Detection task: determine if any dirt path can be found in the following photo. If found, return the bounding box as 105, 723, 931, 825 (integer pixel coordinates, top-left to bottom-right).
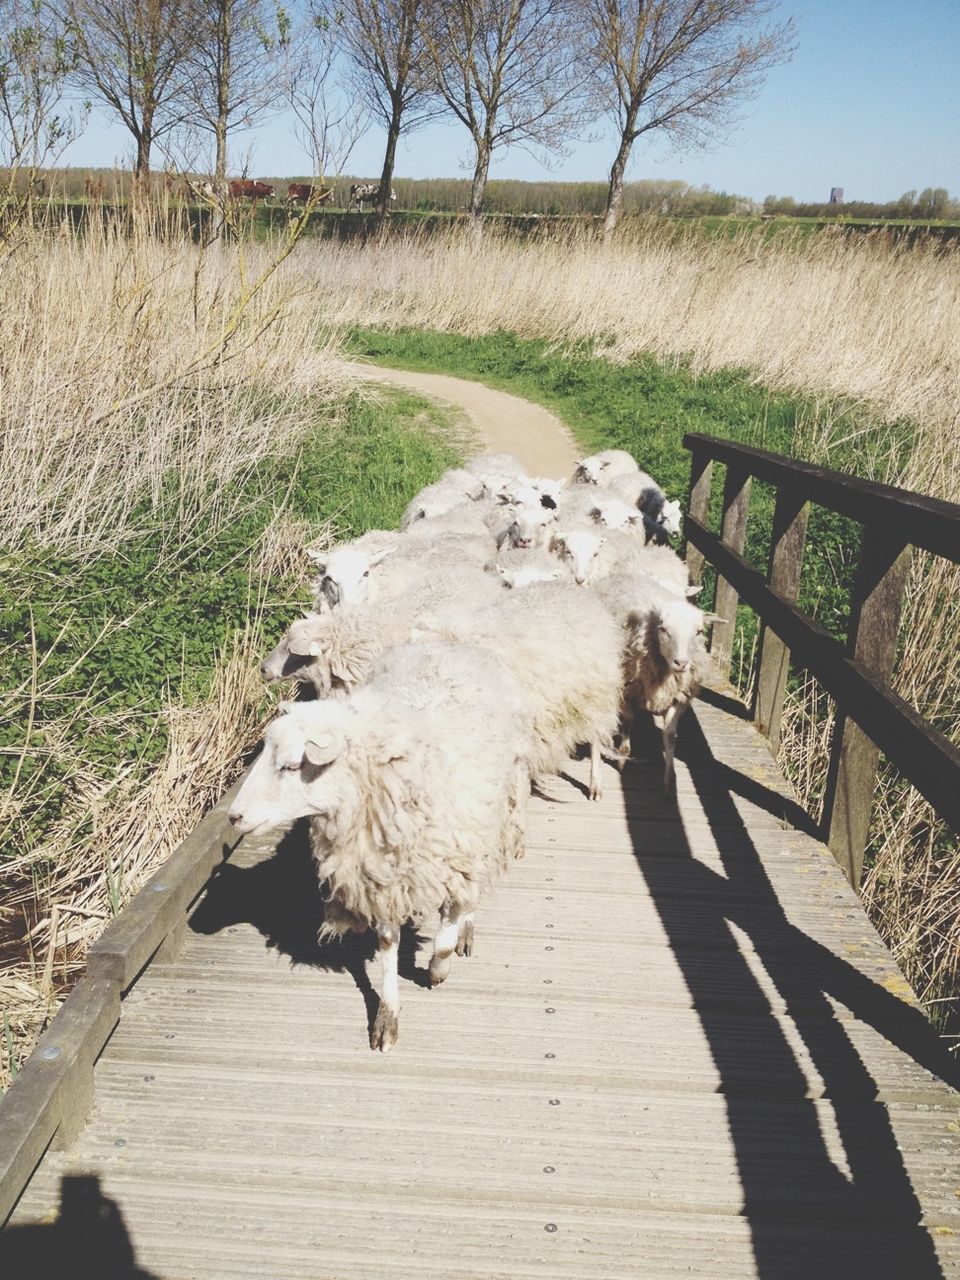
350, 362, 580, 480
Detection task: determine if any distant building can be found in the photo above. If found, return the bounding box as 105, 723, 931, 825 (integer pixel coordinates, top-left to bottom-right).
829, 187, 844, 205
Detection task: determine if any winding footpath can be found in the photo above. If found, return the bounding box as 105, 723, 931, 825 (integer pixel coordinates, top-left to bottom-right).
350, 361, 581, 479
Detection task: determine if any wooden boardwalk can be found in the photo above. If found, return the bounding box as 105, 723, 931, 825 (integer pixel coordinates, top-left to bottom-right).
7, 685, 960, 1279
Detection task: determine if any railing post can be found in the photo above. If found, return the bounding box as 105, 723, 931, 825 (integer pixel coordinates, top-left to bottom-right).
753, 486, 809, 752
822, 529, 911, 888
711, 465, 753, 677
684, 447, 712, 587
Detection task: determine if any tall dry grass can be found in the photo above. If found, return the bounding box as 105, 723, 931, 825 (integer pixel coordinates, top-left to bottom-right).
303, 221, 960, 1033
304, 224, 960, 452
1, 224, 354, 1084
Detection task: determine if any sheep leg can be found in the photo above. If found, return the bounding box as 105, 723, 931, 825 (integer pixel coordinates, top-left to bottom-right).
456, 913, 475, 958
370, 923, 400, 1053
588, 740, 604, 801
617, 702, 635, 771
429, 906, 464, 986
662, 702, 687, 800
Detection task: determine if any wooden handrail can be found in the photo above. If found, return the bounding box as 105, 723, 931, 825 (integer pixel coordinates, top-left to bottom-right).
682, 433, 960, 887
683, 432, 960, 562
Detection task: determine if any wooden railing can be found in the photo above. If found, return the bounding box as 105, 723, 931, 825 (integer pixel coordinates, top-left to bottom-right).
683, 432, 960, 888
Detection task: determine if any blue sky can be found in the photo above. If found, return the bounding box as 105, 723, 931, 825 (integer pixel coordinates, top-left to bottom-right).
62, 0, 959, 203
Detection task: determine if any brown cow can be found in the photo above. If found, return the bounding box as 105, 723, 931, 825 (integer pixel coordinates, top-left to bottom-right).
229, 179, 275, 200
287, 182, 334, 206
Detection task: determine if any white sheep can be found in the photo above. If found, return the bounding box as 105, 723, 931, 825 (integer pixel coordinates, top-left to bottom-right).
593, 572, 717, 797
592, 531, 693, 598
605, 472, 683, 542
264, 567, 505, 695
556, 485, 642, 532
310, 528, 495, 613
494, 499, 558, 550
231, 640, 534, 1052
549, 527, 606, 586
571, 449, 640, 487
308, 541, 397, 609
417, 579, 624, 801
400, 468, 488, 528
487, 547, 566, 589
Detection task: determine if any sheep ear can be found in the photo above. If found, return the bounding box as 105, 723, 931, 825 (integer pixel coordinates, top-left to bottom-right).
686, 585, 703, 598
305, 548, 327, 567
702, 612, 723, 624
303, 730, 343, 767
277, 701, 297, 716
369, 546, 396, 567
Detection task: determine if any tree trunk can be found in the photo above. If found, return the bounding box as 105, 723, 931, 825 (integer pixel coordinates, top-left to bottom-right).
215, 2, 232, 185
132, 112, 154, 221
376, 100, 402, 233
602, 131, 633, 238
469, 137, 492, 232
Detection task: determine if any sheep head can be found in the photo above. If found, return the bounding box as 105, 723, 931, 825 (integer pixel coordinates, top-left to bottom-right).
649, 599, 713, 675
550, 528, 604, 585
310, 544, 395, 609
228, 701, 353, 834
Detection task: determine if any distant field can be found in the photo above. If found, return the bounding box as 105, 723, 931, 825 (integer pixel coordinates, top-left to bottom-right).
33, 197, 960, 248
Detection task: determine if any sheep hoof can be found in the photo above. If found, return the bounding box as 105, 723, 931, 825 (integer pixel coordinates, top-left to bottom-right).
456, 921, 474, 958
370, 1005, 399, 1052
428, 956, 452, 986
589, 781, 602, 802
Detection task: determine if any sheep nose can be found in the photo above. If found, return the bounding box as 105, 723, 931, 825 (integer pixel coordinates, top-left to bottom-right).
228, 809, 243, 827
673, 659, 689, 672
575, 575, 586, 585
259, 662, 270, 679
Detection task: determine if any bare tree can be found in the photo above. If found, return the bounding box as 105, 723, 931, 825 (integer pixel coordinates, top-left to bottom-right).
65, 0, 195, 184
586, 0, 795, 236
321, 0, 436, 226
0, 0, 84, 235
419, 0, 587, 224
282, 5, 369, 187
180, 0, 288, 186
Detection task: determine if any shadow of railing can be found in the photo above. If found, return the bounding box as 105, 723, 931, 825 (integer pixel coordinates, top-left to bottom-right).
622, 708, 956, 1278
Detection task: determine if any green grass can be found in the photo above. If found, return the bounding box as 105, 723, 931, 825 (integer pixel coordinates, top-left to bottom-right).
345, 327, 915, 681
0, 386, 463, 859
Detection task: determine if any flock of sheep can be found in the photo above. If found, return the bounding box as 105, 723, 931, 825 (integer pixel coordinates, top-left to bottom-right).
228, 448, 717, 1051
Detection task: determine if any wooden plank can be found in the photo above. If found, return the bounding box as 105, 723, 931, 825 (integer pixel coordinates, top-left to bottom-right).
711, 465, 752, 676
0, 977, 119, 1226
823, 530, 912, 886
87, 776, 244, 991
682, 432, 960, 563
753, 486, 809, 750
684, 449, 713, 587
